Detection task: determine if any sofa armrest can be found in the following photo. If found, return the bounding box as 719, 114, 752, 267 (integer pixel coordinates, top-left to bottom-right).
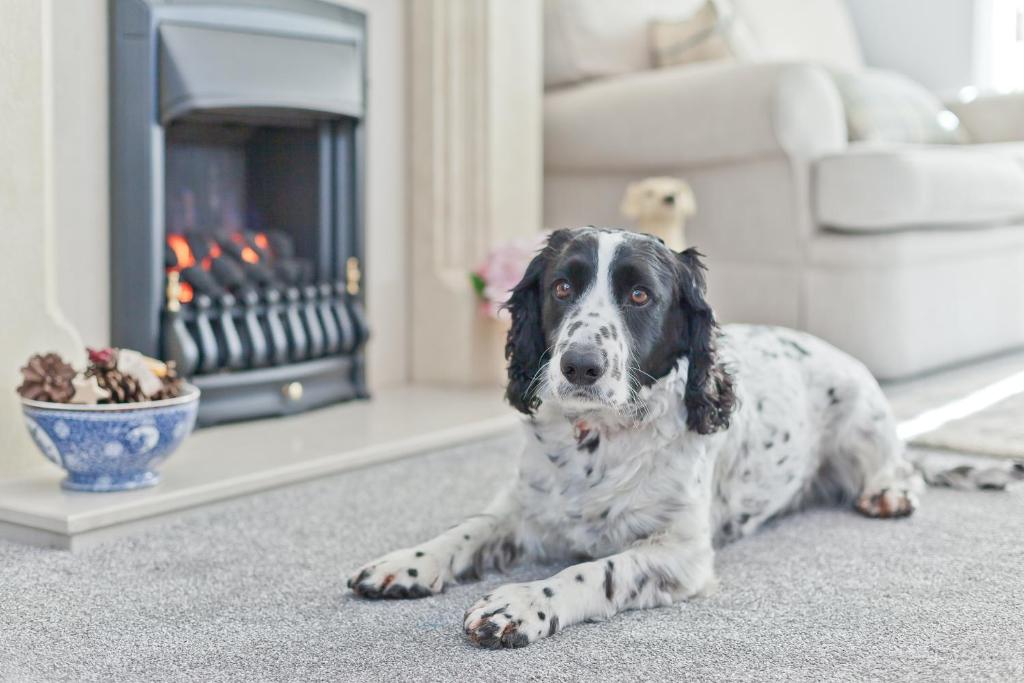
544, 61, 847, 171
947, 92, 1024, 143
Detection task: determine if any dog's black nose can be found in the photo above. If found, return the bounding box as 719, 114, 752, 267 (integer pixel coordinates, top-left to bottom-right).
561, 348, 605, 386
663, 194, 676, 205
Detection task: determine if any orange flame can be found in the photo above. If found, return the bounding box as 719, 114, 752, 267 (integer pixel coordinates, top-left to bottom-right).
167, 234, 195, 269
254, 232, 269, 250
179, 281, 194, 303
200, 241, 223, 271
240, 246, 260, 264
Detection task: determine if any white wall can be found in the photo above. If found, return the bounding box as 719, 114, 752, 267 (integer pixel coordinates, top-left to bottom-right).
47, 0, 408, 388
845, 0, 977, 95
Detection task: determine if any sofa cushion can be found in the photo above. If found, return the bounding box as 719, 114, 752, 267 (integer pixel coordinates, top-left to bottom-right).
543, 0, 707, 88
831, 68, 967, 144
815, 143, 1024, 231
732, 0, 863, 70
650, 1, 760, 69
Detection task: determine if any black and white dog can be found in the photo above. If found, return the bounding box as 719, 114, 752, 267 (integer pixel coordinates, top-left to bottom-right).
346, 227, 929, 647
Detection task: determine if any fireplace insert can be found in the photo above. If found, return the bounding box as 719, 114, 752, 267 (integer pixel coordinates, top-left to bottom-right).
110, 0, 369, 426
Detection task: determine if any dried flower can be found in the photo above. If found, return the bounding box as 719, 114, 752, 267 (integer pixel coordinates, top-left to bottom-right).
87, 347, 115, 365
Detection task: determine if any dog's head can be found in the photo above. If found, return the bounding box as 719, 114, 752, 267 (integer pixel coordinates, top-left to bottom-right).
504, 227, 734, 434
620, 177, 697, 225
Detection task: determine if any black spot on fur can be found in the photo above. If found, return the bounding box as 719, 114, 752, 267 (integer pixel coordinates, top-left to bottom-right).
780, 338, 810, 357
575, 574, 584, 583
548, 615, 559, 636
481, 605, 509, 619
415, 551, 424, 557
566, 321, 583, 337
579, 434, 600, 454
537, 611, 546, 620
408, 568, 418, 577
604, 560, 615, 601
764, 441, 774, 449
738, 513, 751, 525
589, 312, 599, 317
600, 326, 610, 338
828, 387, 840, 405
783, 431, 790, 442
600, 508, 610, 519
543, 587, 554, 598
585, 466, 593, 477
609, 325, 618, 340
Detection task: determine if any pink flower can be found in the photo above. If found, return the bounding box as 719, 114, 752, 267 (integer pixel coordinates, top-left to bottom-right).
472, 232, 549, 320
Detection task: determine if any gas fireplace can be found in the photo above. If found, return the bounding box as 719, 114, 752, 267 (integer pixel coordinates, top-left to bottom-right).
110, 0, 368, 426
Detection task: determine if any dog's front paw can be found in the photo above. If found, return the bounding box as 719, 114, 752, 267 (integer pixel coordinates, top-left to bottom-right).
464, 583, 561, 649
347, 548, 445, 599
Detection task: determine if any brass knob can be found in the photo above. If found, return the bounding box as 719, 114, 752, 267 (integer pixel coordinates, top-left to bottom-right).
166, 271, 182, 313
346, 257, 361, 296
283, 381, 304, 402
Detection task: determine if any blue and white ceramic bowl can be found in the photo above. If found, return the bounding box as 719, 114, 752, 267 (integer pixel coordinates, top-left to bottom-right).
20, 385, 200, 492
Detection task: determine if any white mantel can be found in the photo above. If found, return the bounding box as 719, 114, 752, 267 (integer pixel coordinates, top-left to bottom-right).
0, 0, 83, 478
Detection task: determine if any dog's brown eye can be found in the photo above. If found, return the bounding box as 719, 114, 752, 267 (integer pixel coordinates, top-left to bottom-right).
553, 280, 572, 300
630, 287, 650, 305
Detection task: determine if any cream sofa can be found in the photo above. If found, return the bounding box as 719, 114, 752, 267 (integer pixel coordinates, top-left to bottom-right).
543, 0, 1024, 380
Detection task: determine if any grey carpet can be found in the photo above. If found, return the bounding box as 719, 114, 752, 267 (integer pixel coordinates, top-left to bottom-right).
2, 434, 1023, 683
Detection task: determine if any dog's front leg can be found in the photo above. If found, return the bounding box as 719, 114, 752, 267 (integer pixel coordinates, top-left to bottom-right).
347, 492, 522, 599
463, 532, 715, 648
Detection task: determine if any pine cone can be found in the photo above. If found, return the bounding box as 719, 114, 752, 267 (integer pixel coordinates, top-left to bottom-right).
150, 361, 184, 401
17, 353, 77, 403
86, 350, 146, 404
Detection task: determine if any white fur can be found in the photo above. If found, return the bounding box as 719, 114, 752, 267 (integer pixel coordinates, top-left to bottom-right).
348, 324, 921, 648
545, 232, 633, 409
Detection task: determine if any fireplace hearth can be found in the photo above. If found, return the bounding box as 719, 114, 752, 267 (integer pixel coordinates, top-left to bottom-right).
110, 0, 368, 426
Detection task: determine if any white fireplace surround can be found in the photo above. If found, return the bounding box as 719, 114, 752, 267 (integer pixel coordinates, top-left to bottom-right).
0, 0, 542, 491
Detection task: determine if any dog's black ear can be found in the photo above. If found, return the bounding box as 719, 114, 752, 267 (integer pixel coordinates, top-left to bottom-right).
677, 249, 735, 434
503, 231, 566, 414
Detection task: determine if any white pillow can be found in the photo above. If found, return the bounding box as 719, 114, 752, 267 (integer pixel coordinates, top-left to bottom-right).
650, 0, 760, 69
731, 0, 864, 70
544, 0, 706, 89
831, 68, 969, 144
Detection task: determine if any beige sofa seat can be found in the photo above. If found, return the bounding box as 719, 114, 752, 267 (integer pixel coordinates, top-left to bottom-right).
815, 143, 1024, 231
